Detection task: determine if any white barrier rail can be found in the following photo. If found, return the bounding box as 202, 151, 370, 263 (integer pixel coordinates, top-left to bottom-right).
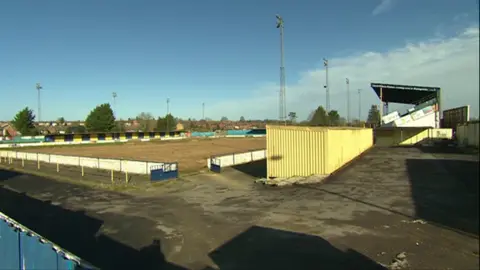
0, 151, 165, 175
207, 149, 266, 169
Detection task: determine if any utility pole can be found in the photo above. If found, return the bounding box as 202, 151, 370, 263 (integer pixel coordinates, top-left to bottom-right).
202, 102, 205, 120
276, 14, 286, 125
112, 92, 117, 118
323, 58, 329, 112
166, 98, 170, 132
36, 83, 42, 122
346, 78, 350, 125
358, 89, 362, 123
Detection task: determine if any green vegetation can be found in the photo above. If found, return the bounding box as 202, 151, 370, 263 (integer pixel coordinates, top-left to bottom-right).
85, 103, 116, 132
11, 107, 38, 135
367, 105, 381, 126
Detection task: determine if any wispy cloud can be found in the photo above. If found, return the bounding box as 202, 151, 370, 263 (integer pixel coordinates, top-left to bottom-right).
209, 25, 480, 121
372, 0, 396, 16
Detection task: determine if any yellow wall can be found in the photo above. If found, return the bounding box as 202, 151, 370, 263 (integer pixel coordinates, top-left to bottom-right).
90, 134, 98, 141
375, 128, 452, 147
73, 135, 82, 142
266, 125, 373, 179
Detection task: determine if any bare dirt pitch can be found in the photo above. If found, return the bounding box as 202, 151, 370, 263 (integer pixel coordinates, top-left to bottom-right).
19, 137, 266, 172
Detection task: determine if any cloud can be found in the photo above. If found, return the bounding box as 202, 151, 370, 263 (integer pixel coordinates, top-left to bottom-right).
209, 25, 479, 121
372, 0, 396, 16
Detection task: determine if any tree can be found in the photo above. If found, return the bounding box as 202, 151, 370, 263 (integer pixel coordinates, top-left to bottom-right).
367, 105, 381, 126
66, 125, 87, 134
165, 113, 176, 131
310, 106, 328, 126
155, 114, 177, 131
240, 116, 245, 122
288, 112, 297, 123
85, 103, 116, 132
220, 116, 228, 121
11, 107, 37, 136
136, 112, 155, 131
328, 110, 341, 126
57, 117, 65, 125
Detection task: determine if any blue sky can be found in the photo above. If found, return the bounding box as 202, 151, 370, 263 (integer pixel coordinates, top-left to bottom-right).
1, 0, 479, 121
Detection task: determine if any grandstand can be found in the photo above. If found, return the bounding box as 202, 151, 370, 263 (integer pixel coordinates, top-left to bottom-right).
370, 83, 441, 128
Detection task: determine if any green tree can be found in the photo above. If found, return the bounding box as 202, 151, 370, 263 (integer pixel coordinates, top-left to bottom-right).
328, 110, 341, 126
57, 117, 65, 125
155, 114, 176, 131
66, 125, 87, 134
12, 107, 37, 135
288, 112, 297, 123
85, 103, 116, 132
165, 113, 176, 131
310, 106, 328, 126
367, 105, 381, 126
240, 116, 245, 122
220, 116, 228, 121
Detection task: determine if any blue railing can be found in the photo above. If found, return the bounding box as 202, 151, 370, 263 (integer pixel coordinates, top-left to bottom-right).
0, 212, 95, 270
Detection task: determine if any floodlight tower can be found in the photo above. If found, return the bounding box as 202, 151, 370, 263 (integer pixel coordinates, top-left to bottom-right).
276, 14, 286, 125
36, 83, 43, 122
346, 78, 350, 124
323, 59, 329, 112
202, 102, 205, 120
112, 92, 117, 118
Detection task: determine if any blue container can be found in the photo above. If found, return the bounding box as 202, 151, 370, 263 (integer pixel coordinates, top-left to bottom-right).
125, 132, 132, 139
148, 132, 155, 138
138, 132, 144, 139
97, 133, 106, 141
81, 134, 90, 141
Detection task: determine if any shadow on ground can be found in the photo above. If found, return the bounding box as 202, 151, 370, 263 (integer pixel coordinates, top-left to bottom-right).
203, 226, 386, 270
406, 158, 479, 236
0, 169, 185, 270
231, 159, 267, 178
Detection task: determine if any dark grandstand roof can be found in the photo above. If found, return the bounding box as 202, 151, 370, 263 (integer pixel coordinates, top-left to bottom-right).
370, 83, 440, 104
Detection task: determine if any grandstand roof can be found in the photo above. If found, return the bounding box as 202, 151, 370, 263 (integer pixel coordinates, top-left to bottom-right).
370, 83, 440, 104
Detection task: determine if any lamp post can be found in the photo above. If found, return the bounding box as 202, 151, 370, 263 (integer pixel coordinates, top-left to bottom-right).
276, 14, 286, 125
346, 78, 350, 124
36, 83, 43, 122
112, 92, 117, 118
202, 102, 205, 120
323, 58, 329, 112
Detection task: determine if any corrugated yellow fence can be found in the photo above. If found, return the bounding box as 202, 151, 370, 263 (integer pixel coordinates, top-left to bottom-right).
266, 126, 373, 179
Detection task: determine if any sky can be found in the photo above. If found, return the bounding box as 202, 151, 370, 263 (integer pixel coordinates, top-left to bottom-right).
0, 0, 479, 122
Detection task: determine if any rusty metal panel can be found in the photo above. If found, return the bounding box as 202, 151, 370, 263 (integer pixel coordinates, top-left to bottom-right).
266, 125, 328, 178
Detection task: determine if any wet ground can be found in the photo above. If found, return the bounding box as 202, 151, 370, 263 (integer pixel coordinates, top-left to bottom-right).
0, 146, 478, 270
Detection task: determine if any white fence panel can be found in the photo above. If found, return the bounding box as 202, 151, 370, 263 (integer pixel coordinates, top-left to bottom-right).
121, 160, 148, 174
147, 162, 166, 175
37, 154, 50, 163
233, 152, 252, 164
79, 157, 99, 168
252, 150, 266, 160
25, 152, 38, 161
98, 158, 121, 171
